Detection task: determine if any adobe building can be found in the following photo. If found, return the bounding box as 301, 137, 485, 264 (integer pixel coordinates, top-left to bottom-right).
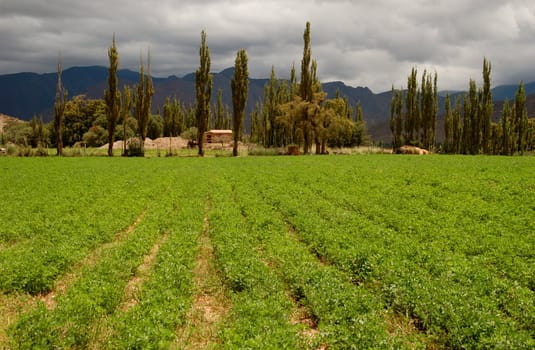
203, 130, 233, 143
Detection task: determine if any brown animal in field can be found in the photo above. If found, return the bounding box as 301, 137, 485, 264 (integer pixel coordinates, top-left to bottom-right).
396, 145, 429, 155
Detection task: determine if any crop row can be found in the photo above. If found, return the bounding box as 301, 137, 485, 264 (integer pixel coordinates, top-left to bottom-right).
225, 167, 400, 349
242, 156, 534, 348
1, 155, 533, 349
0, 159, 151, 294
6, 160, 208, 349
207, 175, 301, 348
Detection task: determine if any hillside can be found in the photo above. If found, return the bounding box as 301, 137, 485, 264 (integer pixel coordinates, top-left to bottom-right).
1, 66, 534, 143
0, 113, 20, 133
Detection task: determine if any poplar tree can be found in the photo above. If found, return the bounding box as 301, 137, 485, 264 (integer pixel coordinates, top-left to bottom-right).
249, 102, 261, 143
444, 93, 452, 153
480, 58, 493, 154
513, 81, 528, 154
163, 97, 183, 137
263, 66, 278, 147
405, 68, 419, 143
54, 55, 67, 156
231, 49, 249, 157
142, 52, 154, 141
105, 35, 121, 156
452, 95, 463, 154
195, 30, 212, 156
300, 21, 314, 154
390, 86, 403, 151
121, 85, 132, 155
38, 116, 47, 147
215, 89, 225, 130
353, 100, 369, 147
464, 79, 479, 154
134, 52, 154, 145
420, 70, 438, 151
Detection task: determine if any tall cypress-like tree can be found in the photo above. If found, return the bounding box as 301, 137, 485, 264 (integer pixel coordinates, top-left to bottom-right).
480, 58, 493, 154
134, 59, 145, 143
390, 68, 437, 151
353, 100, 369, 147
405, 68, 419, 143
390, 86, 403, 151
444, 93, 452, 153
300, 21, 313, 154
134, 52, 154, 145
231, 49, 249, 157
463, 79, 479, 154
452, 95, 462, 154
263, 66, 278, 147
420, 70, 438, 151
54, 54, 67, 156
195, 30, 212, 157
500, 99, 513, 155
105, 35, 121, 156
142, 51, 154, 141
214, 89, 225, 130
121, 85, 132, 155
513, 81, 528, 154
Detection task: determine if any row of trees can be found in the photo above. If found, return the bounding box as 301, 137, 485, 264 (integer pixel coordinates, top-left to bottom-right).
390, 68, 438, 151
443, 78, 532, 155
3, 22, 370, 156
192, 23, 368, 155
390, 58, 534, 154
8, 23, 533, 156
246, 23, 369, 153
51, 37, 155, 156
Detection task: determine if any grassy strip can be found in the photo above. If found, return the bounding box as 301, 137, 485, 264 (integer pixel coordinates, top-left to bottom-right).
0, 158, 146, 294
207, 176, 300, 349
248, 156, 534, 348
7, 203, 165, 348
228, 170, 396, 349
107, 193, 206, 349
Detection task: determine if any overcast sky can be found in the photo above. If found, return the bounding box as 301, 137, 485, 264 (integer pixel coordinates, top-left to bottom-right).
1, 0, 534, 92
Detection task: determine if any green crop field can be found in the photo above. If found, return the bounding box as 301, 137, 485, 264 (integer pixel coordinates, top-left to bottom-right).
0, 155, 533, 349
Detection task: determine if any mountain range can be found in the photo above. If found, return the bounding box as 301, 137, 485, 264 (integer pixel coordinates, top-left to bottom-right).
1, 66, 534, 142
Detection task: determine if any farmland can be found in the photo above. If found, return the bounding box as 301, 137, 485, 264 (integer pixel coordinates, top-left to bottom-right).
0, 155, 534, 349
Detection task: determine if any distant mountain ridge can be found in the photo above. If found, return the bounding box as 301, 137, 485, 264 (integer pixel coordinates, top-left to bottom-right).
1, 66, 534, 142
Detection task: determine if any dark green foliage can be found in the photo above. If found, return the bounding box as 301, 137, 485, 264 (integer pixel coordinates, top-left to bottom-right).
352, 100, 370, 147
513, 81, 529, 154
390, 86, 403, 150
390, 68, 438, 151
231, 49, 249, 156
300, 22, 314, 154
443, 93, 453, 152
54, 56, 68, 156
57, 95, 107, 147
120, 85, 133, 155
480, 58, 493, 154
105, 35, 121, 156
195, 30, 213, 157
163, 97, 183, 137
147, 114, 163, 140
83, 125, 107, 147
134, 52, 154, 145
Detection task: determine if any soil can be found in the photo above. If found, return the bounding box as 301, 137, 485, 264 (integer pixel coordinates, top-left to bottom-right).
99, 136, 246, 152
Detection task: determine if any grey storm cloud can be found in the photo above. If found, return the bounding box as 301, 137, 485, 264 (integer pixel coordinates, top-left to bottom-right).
1, 0, 534, 92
